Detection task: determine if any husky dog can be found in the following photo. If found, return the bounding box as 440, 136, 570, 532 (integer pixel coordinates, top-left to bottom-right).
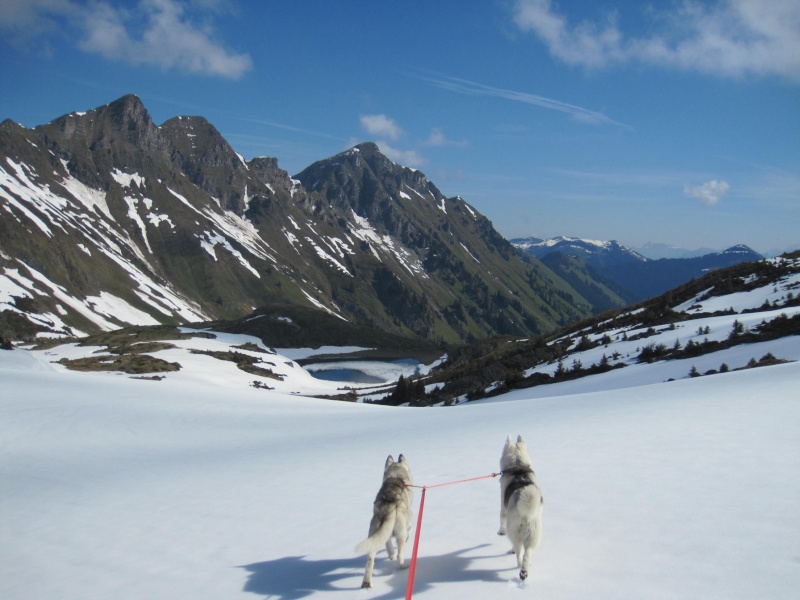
498, 435, 543, 581
355, 454, 414, 589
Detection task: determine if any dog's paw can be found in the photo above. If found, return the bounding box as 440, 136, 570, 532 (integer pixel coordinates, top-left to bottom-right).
361, 580, 372, 589
397, 563, 409, 570
497, 528, 506, 536
519, 569, 528, 581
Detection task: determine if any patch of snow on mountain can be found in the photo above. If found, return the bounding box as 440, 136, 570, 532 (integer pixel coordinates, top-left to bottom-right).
85, 292, 160, 326
58, 170, 113, 219
197, 231, 260, 278
203, 209, 275, 263
166, 186, 275, 264
282, 228, 300, 251
146, 213, 174, 228
460, 242, 480, 263
323, 236, 355, 259
14, 260, 119, 330
123, 196, 154, 253
95, 246, 208, 322
392, 243, 428, 278
306, 238, 352, 276
675, 272, 800, 315
111, 169, 145, 189
348, 211, 426, 277
300, 289, 347, 321
1, 158, 117, 251
348, 212, 383, 261
166, 186, 199, 213
1, 158, 57, 236
0, 268, 34, 303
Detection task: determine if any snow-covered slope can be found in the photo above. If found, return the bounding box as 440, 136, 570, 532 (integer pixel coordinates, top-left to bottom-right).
2, 321, 799, 599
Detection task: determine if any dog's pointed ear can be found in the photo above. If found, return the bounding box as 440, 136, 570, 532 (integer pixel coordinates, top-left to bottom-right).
385, 455, 395, 468
505, 435, 513, 445
398, 454, 406, 463
517, 434, 526, 445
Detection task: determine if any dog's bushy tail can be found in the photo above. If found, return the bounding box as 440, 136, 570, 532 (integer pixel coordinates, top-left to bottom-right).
355, 511, 397, 555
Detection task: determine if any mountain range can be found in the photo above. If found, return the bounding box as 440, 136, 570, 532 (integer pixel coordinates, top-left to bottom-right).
1, 95, 628, 346
511, 236, 763, 302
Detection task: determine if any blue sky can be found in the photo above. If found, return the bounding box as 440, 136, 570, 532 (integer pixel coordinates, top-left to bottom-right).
1, 0, 798, 255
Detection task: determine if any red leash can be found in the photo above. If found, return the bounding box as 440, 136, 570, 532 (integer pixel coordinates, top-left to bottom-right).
406, 472, 502, 490
404, 472, 501, 600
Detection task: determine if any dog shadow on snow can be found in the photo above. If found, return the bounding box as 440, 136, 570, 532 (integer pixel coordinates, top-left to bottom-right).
239, 543, 510, 599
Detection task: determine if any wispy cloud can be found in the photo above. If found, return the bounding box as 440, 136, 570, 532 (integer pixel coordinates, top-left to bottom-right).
247, 118, 342, 141
684, 180, 730, 205
376, 142, 426, 168
512, 0, 800, 82
422, 127, 469, 148
0, 0, 252, 79
423, 74, 627, 127
360, 114, 404, 140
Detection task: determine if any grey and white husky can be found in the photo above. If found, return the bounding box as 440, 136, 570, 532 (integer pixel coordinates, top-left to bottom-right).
355, 454, 414, 589
498, 435, 543, 581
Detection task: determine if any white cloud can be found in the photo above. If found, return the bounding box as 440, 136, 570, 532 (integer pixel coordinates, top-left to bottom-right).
513, 0, 800, 82
0, 0, 252, 79
422, 127, 469, 147
375, 142, 426, 168
425, 128, 446, 146
359, 114, 404, 140
684, 180, 730, 205
0, 0, 75, 44
357, 115, 426, 167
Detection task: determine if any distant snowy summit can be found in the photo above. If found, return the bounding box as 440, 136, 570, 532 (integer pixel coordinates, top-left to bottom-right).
511, 236, 647, 264
512, 236, 764, 301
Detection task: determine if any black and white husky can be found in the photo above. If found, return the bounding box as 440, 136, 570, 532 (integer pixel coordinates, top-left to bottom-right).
498, 435, 543, 581
355, 454, 414, 589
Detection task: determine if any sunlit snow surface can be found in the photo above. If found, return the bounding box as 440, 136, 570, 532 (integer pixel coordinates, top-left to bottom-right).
1, 321, 799, 599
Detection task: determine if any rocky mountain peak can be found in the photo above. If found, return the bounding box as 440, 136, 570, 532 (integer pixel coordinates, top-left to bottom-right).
0, 119, 24, 133
1, 94, 618, 345
159, 115, 250, 213
104, 94, 150, 125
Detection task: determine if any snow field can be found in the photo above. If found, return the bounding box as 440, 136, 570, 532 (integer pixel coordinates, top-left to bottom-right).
2, 339, 799, 599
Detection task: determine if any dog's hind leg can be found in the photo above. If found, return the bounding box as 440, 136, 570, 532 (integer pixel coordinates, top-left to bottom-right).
395, 534, 409, 569
521, 511, 542, 580
361, 552, 376, 589
519, 544, 532, 581
385, 539, 395, 560
513, 541, 524, 571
